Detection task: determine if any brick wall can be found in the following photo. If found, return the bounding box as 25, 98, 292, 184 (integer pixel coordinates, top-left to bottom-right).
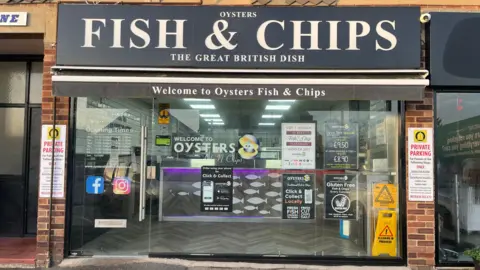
36, 44, 70, 268
405, 89, 435, 269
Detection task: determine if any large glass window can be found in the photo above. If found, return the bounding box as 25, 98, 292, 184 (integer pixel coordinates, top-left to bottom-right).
69, 97, 401, 259
437, 92, 480, 264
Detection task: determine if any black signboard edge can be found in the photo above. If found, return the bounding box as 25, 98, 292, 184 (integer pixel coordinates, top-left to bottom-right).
323, 120, 360, 170
280, 121, 318, 170
323, 173, 359, 221
281, 173, 316, 220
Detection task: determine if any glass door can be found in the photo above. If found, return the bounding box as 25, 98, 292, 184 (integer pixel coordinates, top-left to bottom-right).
70, 97, 155, 256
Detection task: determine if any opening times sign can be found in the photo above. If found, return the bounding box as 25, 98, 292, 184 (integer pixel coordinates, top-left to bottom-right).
324, 122, 359, 170
281, 122, 316, 170
408, 128, 434, 201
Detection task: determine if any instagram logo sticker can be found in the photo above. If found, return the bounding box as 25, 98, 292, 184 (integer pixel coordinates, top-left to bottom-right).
113, 177, 131, 195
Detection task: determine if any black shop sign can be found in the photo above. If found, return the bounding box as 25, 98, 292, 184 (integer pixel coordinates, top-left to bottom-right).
324, 174, 357, 220
324, 122, 359, 170
282, 173, 315, 220
200, 166, 233, 212
56, 5, 421, 69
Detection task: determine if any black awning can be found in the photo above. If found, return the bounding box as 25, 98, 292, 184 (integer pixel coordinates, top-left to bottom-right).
52, 75, 428, 101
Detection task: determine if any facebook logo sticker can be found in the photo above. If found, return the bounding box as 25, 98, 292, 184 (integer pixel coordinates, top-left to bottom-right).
86, 176, 104, 194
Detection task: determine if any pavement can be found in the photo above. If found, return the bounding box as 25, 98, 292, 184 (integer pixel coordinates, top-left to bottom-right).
0, 257, 414, 269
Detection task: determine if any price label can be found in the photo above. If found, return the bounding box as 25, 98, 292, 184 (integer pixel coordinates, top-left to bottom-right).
324, 122, 358, 170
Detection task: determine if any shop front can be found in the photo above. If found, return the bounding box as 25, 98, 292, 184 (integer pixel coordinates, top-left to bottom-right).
430, 12, 480, 267
53, 4, 427, 264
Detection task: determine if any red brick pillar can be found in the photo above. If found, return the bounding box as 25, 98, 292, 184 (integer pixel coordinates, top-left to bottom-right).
406, 88, 435, 270
36, 44, 70, 267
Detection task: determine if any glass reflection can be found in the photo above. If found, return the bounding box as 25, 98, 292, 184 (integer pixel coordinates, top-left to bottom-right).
69, 97, 400, 259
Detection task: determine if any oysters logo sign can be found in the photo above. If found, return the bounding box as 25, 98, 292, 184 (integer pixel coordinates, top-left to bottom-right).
238, 134, 259, 160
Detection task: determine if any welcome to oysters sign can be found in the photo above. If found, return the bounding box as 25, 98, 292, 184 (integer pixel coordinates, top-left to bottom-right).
56, 5, 420, 69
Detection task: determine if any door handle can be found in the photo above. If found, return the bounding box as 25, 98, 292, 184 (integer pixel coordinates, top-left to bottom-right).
139, 125, 147, 222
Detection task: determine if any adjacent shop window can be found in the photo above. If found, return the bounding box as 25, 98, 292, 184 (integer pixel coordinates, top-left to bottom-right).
29, 62, 43, 104
0, 108, 25, 175
70, 97, 401, 258
0, 62, 26, 104
437, 92, 480, 264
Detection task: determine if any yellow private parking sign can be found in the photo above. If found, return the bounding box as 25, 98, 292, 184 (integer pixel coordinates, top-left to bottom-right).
413, 129, 427, 143
47, 127, 61, 140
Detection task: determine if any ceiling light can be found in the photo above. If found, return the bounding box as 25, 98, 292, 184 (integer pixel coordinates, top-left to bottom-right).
200, 114, 220, 118
211, 122, 224, 125
265, 105, 291, 110
204, 119, 223, 122
184, 98, 211, 101
190, 104, 215, 109
268, 100, 296, 102
262, 115, 282, 118
259, 123, 275, 126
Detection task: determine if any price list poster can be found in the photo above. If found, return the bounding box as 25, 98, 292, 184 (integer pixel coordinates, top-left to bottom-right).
324, 122, 359, 170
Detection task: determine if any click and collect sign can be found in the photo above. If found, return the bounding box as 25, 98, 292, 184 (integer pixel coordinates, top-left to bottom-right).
408, 128, 434, 201
56, 5, 420, 69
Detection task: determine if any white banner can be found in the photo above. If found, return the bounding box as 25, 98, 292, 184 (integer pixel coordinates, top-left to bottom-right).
39, 125, 66, 198
281, 123, 316, 170
408, 127, 434, 201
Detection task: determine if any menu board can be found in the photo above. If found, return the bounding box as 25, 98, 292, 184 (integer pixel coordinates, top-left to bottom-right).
324, 122, 358, 170
324, 174, 357, 220
200, 166, 233, 212
281, 123, 316, 169
282, 173, 315, 219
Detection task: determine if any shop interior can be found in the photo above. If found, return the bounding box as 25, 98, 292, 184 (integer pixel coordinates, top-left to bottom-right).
68, 97, 400, 258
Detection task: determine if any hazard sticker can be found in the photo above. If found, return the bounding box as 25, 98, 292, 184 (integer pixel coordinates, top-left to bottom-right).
373, 183, 397, 209
379, 225, 393, 237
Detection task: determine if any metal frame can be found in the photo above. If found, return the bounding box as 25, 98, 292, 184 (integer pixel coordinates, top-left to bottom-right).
51, 66, 429, 77
0, 55, 43, 237
52, 75, 429, 86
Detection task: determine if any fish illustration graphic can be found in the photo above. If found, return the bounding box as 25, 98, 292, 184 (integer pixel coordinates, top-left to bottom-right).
193, 190, 201, 196
177, 192, 189, 196
276, 197, 283, 203
272, 204, 282, 211
233, 182, 242, 187
244, 189, 260, 195
233, 197, 244, 204
265, 191, 280, 197
233, 176, 241, 180
250, 182, 266, 188
233, 210, 244, 214
192, 182, 201, 189
245, 174, 261, 180
244, 205, 258, 211
268, 173, 281, 178
247, 197, 267, 205
271, 182, 282, 188
259, 210, 271, 215
315, 200, 323, 205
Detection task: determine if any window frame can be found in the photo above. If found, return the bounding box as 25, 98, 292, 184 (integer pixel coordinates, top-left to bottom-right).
64, 97, 407, 265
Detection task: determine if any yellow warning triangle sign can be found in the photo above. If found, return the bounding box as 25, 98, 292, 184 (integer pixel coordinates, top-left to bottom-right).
379, 225, 393, 237
375, 185, 394, 204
